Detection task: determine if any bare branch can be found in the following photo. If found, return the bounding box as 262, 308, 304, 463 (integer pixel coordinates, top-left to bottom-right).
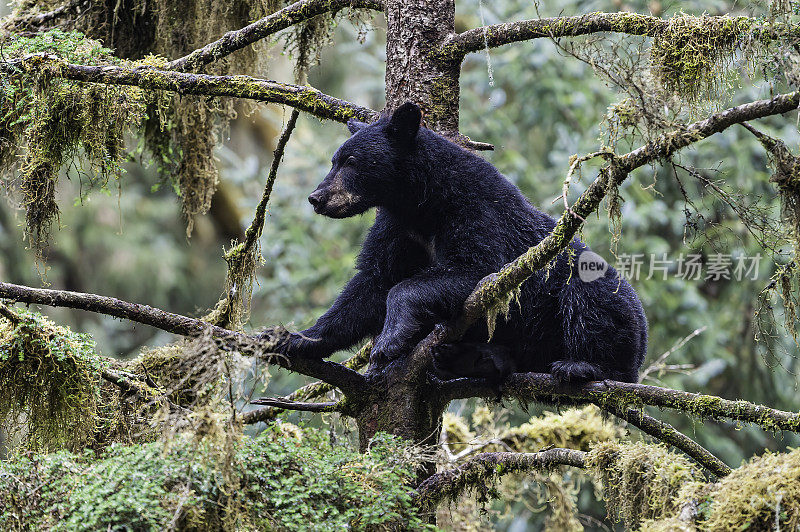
415, 449, 586, 510
407, 89, 800, 377
168, 0, 384, 72
1, 55, 379, 124
247, 397, 341, 414
603, 403, 732, 478
0, 282, 368, 395
439, 12, 800, 61
243, 341, 371, 423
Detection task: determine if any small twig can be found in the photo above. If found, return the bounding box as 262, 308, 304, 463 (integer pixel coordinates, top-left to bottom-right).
640, 326, 705, 382
553, 150, 616, 221
603, 403, 732, 478
243, 109, 300, 253
101, 368, 150, 396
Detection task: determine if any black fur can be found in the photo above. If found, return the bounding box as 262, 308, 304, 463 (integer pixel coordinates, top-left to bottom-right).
274, 102, 647, 384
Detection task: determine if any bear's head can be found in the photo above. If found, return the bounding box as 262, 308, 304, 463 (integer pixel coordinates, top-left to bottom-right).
307, 102, 422, 218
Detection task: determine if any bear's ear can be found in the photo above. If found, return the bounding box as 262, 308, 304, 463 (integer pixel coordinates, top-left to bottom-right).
387, 102, 421, 144
347, 119, 368, 135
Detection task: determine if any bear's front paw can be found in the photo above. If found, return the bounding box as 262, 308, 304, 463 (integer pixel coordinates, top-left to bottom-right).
550, 360, 604, 384
371, 334, 409, 362
271, 332, 327, 359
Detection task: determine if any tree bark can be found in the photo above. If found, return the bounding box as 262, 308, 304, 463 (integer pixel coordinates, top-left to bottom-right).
384, 0, 460, 135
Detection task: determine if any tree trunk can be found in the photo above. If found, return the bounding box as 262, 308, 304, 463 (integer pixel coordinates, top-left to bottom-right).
384, 0, 460, 136
354, 360, 448, 477
359, 0, 462, 477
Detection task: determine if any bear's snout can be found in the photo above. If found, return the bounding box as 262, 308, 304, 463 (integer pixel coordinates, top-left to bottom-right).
308, 189, 326, 213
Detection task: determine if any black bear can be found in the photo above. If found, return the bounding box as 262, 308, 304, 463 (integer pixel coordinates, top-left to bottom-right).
273, 102, 647, 384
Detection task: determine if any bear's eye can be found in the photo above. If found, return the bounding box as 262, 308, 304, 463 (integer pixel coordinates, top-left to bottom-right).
345, 156, 357, 166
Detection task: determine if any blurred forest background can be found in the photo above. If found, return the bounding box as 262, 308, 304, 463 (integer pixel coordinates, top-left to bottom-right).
2, 0, 800, 528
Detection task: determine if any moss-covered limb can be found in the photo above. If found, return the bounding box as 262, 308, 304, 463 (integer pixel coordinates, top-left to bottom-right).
99, 368, 150, 396
243, 341, 371, 424
414, 449, 586, 511
0, 281, 236, 339
406, 89, 800, 380
446, 372, 800, 433
2, 54, 379, 124
168, 0, 384, 72
3, 0, 90, 31
439, 12, 799, 61
213, 109, 300, 329
603, 403, 732, 478
245, 109, 299, 252
0, 303, 21, 326
0, 281, 368, 395
248, 397, 341, 413
587, 441, 705, 529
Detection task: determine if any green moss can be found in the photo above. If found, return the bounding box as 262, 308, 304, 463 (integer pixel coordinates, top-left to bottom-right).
0, 307, 108, 452
587, 441, 705, 529
696, 447, 800, 530
0, 426, 431, 531
502, 406, 624, 453
639, 447, 800, 530
650, 15, 755, 101
0, 30, 149, 253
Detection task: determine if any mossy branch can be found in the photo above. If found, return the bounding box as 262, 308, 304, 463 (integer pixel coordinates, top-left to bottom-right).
414, 449, 586, 511
0, 282, 368, 395
168, 0, 384, 72
438, 12, 799, 61
1, 54, 379, 124
245, 109, 300, 252
248, 397, 341, 413
3, 0, 90, 31
243, 341, 371, 424
603, 403, 732, 478
443, 372, 800, 433
406, 89, 800, 378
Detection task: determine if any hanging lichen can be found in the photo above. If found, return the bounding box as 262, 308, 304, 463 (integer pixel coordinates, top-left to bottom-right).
0, 306, 108, 452
650, 15, 755, 102
639, 447, 800, 530
586, 441, 705, 530
0, 30, 150, 253
744, 124, 800, 347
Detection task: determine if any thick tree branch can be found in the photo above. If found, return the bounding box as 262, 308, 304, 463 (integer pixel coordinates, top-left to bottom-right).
1, 55, 379, 124
604, 403, 732, 478
443, 372, 800, 433
168, 0, 384, 72
0, 281, 235, 338
0, 283, 368, 395
438, 13, 800, 61
407, 89, 800, 377
415, 449, 586, 510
